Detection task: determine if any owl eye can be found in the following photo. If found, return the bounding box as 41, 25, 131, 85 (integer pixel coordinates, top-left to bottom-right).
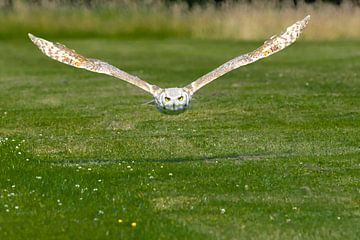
178, 96, 184, 101
165, 97, 171, 102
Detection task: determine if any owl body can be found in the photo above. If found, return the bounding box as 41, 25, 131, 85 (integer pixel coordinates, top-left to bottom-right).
154, 88, 191, 115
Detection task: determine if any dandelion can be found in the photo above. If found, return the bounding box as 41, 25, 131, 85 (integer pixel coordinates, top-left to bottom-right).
118, 219, 123, 223
131, 222, 137, 228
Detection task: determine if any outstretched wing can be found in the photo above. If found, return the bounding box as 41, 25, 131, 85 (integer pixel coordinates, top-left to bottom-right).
28, 34, 160, 95
184, 15, 310, 94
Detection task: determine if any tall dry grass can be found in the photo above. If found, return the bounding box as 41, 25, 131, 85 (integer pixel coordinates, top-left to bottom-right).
0, 0, 359, 40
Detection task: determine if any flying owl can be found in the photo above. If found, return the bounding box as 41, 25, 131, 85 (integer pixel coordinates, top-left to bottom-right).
29, 15, 310, 115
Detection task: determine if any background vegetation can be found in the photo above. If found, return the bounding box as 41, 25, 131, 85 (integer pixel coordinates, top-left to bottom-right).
0, 0, 360, 40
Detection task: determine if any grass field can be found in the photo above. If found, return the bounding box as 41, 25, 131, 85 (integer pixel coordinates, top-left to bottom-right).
0, 38, 359, 239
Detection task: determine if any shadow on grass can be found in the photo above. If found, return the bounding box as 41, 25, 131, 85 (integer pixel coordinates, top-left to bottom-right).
48, 152, 294, 166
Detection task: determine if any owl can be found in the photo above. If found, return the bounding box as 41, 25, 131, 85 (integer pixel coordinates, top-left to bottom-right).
29, 15, 310, 115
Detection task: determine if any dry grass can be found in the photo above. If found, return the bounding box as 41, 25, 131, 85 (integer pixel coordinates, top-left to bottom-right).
0, 0, 360, 40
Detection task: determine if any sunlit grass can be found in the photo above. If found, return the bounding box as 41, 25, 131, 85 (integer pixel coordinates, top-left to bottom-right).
0, 38, 359, 239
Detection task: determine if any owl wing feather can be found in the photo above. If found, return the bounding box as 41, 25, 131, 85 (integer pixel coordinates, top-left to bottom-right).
184, 15, 310, 94
28, 34, 160, 95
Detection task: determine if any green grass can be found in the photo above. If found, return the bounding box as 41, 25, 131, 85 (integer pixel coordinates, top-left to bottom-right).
0, 38, 359, 239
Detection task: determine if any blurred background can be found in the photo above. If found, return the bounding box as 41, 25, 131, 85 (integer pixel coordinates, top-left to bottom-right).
0, 0, 359, 40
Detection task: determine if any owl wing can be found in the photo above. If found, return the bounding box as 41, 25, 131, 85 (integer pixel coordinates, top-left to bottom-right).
28, 34, 160, 95
183, 15, 310, 95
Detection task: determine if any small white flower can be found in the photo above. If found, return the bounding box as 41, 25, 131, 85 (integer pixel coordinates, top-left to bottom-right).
14, 206, 19, 209
75, 184, 80, 188
35, 176, 42, 180
93, 188, 98, 192
98, 210, 104, 215
220, 208, 226, 214
87, 168, 92, 171
169, 173, 173, 176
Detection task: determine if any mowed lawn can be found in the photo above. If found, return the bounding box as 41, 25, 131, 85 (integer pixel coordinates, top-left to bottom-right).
0, 38, 359, 239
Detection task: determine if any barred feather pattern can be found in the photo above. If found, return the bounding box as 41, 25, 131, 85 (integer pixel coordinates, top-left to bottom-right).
184, 15, 310, 94
28, 33, 159, 94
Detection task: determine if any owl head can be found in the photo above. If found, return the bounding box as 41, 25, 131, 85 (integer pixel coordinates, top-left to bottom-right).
154, 88, 192, 115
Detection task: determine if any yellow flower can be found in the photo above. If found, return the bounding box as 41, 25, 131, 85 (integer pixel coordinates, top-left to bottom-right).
118, 219, 123, 223
131, 222, 137, 228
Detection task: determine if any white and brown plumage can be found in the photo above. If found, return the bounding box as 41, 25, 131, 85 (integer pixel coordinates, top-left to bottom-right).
29, 15, 310, 115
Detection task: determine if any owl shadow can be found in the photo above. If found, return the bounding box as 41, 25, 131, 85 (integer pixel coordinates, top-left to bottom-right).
49, 152, 293, 166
